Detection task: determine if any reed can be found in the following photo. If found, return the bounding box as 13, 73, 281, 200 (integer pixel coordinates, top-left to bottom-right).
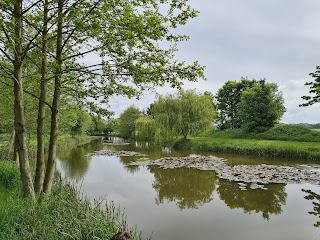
0, 163, 142, 240
177, 137, 320, 160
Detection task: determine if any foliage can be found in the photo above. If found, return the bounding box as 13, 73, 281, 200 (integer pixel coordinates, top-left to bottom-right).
215, 78, 256, 130
0, 0, 205, 197
105, 118, 120, 135
59, 103, 93, 137
0, 161, 20, 189
88, 115, 106, 135
153, 89, 215, 146
135, 116, 155, 141
215, 78, 285, 132
204, 124, 320, 142
301, 66, 320, 106
118, 106, 142, 139
238, 80, 285, 132
0, 177, 142, 240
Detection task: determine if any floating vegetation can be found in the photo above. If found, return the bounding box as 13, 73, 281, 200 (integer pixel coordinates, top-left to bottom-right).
88, 150, 147, 157
129, 155, 320, 187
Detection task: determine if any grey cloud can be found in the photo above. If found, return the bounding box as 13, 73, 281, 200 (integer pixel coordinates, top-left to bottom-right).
107, 0, 320, 123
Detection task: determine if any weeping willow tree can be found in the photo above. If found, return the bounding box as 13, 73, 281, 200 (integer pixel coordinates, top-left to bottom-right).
135, 116, 155, 141
153, 89, 215, 146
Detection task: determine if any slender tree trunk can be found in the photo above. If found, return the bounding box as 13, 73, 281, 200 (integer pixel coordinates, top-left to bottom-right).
35, 0, 49, 194
13, 0, 35, 200
43, 0, 63, 194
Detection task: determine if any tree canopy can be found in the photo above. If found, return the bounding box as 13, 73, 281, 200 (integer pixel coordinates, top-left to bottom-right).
118, 106, 142, 139
238, 80, 285, 132
153, 89, 215, 145
0, 0, 204, 198
215, 78, 285, 132
215, 78, 256, 130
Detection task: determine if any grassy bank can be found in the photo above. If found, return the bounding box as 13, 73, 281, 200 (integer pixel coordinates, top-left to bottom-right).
202, 124, 320, 143
176, 137, 320, 160
0, 134, 96, 161
0, 161, 141, 240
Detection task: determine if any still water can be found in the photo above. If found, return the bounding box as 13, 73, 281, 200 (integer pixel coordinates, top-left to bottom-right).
57, 139, 320, 240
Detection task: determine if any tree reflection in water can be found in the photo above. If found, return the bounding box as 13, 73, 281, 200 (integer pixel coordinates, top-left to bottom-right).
58, 140, 103, 180
149, 166, 217, 210
218, 179, 287, 220
118, 156, 140, 174
302, 189, 320, 227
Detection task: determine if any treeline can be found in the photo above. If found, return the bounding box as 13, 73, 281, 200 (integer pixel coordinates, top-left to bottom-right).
111, 90, 215, 146
110, 78, 286, 145
0, 94, 106, 137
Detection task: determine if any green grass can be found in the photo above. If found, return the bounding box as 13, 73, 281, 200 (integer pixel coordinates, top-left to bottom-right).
0, 162, 141, 240
203, 124, 320, 143
176, 137, 320, 160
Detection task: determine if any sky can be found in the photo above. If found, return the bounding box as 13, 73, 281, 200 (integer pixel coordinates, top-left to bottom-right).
107, 0, 320, 123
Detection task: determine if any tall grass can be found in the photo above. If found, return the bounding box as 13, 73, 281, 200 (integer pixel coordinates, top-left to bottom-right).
0, 170, 142, 240
176, 137, 320, 160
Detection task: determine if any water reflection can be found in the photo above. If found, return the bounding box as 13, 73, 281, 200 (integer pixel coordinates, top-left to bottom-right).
302, 189, 320, 227
118, 156, 141, 174
149, 166, 217, 210
218, 179, 287, 220
58, 139, 103, 180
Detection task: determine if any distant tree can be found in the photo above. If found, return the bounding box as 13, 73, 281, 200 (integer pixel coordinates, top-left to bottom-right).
88, 115, 106, 135
135, 116, 155, 141
105, 118, 119, 135
215, 78, 256, 129
146, 103, 155, 119
238, 80, 285, 132
118, 106, 142, 139
153, 89, 215, 145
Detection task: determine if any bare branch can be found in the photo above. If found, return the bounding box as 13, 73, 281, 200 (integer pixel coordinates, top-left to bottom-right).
0, 78, 52, 109
0, 47, 13, 63
22, 0, 42, 15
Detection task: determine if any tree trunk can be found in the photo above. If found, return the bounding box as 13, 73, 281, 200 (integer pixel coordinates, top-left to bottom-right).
13, 0, 35, 200
35, 0, 49, 194
43, 0, 63, 194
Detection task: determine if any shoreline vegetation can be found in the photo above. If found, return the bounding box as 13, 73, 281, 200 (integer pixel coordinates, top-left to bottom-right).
174, 126, 320, 161
0, 136, 141, 240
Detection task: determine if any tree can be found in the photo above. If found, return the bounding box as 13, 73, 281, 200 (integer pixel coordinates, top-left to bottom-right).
215, 78, 256, 130
153, 89, 215, 145
301, 66, 320, 107
238, 80, 285, 132
135, 116, 155, 141
118, 106, 141, 139
1, 0, 205, 197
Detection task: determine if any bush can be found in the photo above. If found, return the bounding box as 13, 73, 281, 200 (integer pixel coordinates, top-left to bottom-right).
255, 124, 320, 142
0, 161, 20, 189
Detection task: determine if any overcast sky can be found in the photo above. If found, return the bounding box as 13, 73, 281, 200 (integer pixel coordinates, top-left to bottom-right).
108, 0, 320, 123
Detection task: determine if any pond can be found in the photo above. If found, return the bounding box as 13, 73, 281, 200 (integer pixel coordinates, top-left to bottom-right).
57, 138, 320, 240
